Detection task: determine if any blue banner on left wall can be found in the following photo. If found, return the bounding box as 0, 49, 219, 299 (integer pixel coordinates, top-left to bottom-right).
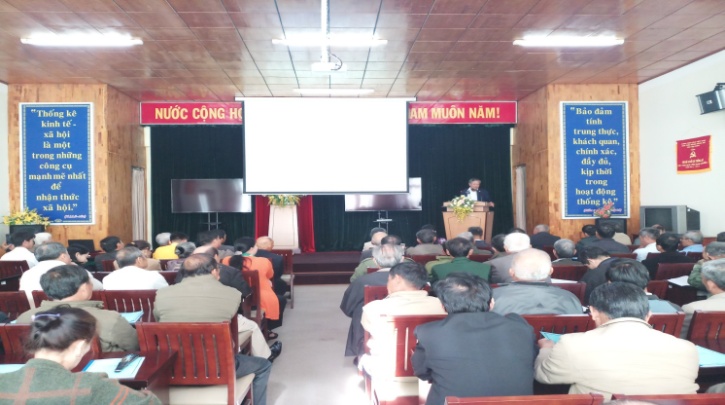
20, 103, 94, 224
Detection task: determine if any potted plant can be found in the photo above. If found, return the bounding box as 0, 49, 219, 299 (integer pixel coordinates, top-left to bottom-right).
267, 195, 301, 207
449, 195, 475, 222
3, 208, 50, 235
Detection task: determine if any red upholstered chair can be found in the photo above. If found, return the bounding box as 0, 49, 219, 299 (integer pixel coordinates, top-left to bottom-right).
647, 280, 669, 299
32, 290, 103, 309
135, 321, 253, 405
101, 259, 116, 271
611, 393, 725, 404
541, 246, 557, 261
655, 263, 696, 280
469, 254, 492, 263
0, 291, 31, 320
158, 271, 178, 285
364, 285, 389, 305
646, 252, 661, 261
366, 267, 381, 274
648, 312, 685, 337
271, 249, 295, 309
610, 253, 637, 259
552, 282, 586, 304
159, 259, 171, 270
0, 261, 29, 291
409, 255, 438, 266
551, 265, 587, 281
686, 311, 725, 340
91, 271, 110, 283
0, 324, 101, 365
685, 252, 703, 261
445, 393, 605, 404
240, 269, 265, 330
522, 314, 592, 338
101, 290, 157, 323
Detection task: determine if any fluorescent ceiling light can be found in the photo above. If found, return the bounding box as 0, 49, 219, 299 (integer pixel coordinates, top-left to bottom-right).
311, 62, 347, 72
272, 38, 387, 47
293, 89, 374, 96
513, 36, 623, 47
21, 34, 143, 47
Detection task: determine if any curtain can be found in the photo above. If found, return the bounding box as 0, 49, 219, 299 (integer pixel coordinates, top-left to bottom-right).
254, 195, 316, 253
131, 167, 146, 241
515, 165, 527, 230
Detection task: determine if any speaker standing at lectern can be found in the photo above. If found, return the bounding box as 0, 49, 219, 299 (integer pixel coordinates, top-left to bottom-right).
460, 177, 495, 207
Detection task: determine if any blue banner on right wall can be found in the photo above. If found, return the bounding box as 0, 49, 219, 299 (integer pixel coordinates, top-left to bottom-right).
561, 102, 630, 219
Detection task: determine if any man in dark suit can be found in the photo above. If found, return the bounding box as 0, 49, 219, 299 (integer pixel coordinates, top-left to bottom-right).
92, 236, 123, 272
460, 177, 494, 206
590, 223, 630, 254
253, 236, 288, 295
530, 224, 561, 249
412, 273, 536, 405
642, 233, 697, 280
579, 246, 619, 305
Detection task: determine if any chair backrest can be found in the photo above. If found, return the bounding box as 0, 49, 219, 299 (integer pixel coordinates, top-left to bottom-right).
159, 271, 178, 285
386, 314, 446, 377
646, 252, 660, 261
409, 255, 438, 265
68, 239, 96, 252
541, 246, 557, 261
0, 324, 102, 361
91, 271, 110, 283
627, 245, 639, 252
551, 265, 588, 281
648, 312, 685, 337
468, 254, 492, 263
31, 290, 103, 308
655, 263, 696, 280
685, 252, 703, 261
610, 253, 637, 259
647, 280, 669, 299
0, 291, 31, 320
240, 269, 264, 328
445, 393, 605, 404
366, 267, 381, 274
686, 311, 725, 340
101, 259, 116, 272
159, 259, 171, 270
364, 285, 389, 305
552, 282, 586, 304
102, 290, 158, 323
611, 393, 725, 404
270, 249, 294, 275
0, 261, 29, 291
522, 314, 592, 338
135, 321, 237, 404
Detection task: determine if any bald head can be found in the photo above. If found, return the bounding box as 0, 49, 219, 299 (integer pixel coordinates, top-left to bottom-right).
180, 253, 218, 279
371, 231, 387, 246
510, 248, 553, 282
193, 245, 218, 258
256, 236, 274, 251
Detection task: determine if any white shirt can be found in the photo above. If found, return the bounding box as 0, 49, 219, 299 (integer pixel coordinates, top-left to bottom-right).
1, 247, 38, 268
102, 266, 169, 290
466, 188, 477, 201
634, 242, 659, 262
19, 260, 103, 306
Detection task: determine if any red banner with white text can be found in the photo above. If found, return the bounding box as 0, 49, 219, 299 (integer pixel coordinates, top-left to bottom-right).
140, 102, 243, 125
676, 135, 711, 174
408, 101, 517, 124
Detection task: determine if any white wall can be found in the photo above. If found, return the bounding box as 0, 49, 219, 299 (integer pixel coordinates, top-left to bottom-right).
639, 50, 725, 236
0, 83, 9, 240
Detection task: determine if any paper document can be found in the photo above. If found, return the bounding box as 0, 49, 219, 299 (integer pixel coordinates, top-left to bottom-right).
668, 275, 690, 287
120, 311, 144, 324
550, 278, 576, 284
83, 356, 145, 379
0, 364, 24, 374
540, 332, 562, 343
696, 346, 725, 368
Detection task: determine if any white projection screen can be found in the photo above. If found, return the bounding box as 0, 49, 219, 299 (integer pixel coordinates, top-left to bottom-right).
243, 98, 409, 194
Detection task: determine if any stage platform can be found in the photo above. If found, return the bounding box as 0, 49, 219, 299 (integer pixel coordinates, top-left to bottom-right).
292, 251, 359, 285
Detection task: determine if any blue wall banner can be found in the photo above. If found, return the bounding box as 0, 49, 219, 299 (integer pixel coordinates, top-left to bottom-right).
561, 102, 629, 219
20, 103, 94, 225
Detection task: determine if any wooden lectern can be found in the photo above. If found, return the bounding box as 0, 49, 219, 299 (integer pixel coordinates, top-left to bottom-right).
442, 202, 494, 242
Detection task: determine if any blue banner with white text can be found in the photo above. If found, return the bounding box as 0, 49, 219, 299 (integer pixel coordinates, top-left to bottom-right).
561, 102, 629, 219
21, 103, 94, 224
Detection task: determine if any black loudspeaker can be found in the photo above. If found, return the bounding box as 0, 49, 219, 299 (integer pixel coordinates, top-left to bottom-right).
696, 88, 725, 115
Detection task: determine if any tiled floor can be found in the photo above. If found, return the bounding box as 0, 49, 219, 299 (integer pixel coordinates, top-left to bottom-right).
267, 285, 368, 405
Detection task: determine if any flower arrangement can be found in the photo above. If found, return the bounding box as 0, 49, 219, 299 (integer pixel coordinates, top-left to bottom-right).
2, 208, 51, 226
594, 201, 615, 218
267, 195, 301, 207
449, 195, 475, 221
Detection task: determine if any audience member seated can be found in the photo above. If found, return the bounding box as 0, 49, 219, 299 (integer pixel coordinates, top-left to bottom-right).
578, 246, 618, 305
0, 307, 161, 404
406, 229, 445, 256
430, 237, 491, 283
530, 224, 561, 250
457, 231, 490, 255
92, 236, 124, 272
611, 222, 632, 246
489, 233, 507, 259
468, 226, 492, 252
362, 227, 387, 251
127, 240, 161, 270
679, 230, 704, 253
575, 225, 598, 255
16, 265, 139, 352
152, 232, 187, 260
413, 273, 536, 405
551, 239, 579, 266
34, 232, 53, 245
488, 233, 531, 284
642, 233, 697, 280
360, 229, 387, 262
535, 282, 698, 400
492, 248, 581, 315
197, 230, 231, 260
213, 229, 235, 257
341, 244, 404, 359
155, 232, 170, 248
1, 231, 38, 268
164, 241, 195, 271
424, 254, 453, 275
590, 224, 630, 254
176, 246, 252, 299
681, 258, 725, 338
688, 242, 725, 292
254, 236, 288, 295
153, 254, 273, 404
633, 227, 659, 262
352, 235, 409, 282
20, 242, 102, 304
719, 231, 725, 242
102, 247, 168, 291
360, 262, 445, 372
67, 244, 96, 271
605, 259, 680, 313
154, 253, 278, 362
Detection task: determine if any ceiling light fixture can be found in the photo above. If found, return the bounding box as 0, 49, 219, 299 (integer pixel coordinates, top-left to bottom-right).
293, 89, 374, 96
272, 38, 387, 47
311, 62, 347, 72
513, 36, 623, 47
21, 33, 143, 47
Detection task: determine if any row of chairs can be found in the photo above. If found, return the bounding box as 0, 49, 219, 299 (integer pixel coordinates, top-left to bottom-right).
445, 392, 725, 404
